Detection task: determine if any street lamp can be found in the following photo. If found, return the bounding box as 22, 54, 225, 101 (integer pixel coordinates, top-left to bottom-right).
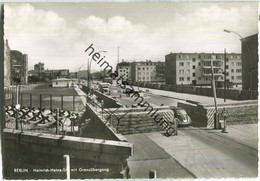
87, 50, 107, 91
76, 64, 88, 87
13, 64, 21, 130
224, 29, 253, 99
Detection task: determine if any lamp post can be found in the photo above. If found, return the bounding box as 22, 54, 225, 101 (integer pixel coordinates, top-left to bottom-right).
224, 29, 253, 99
13, 64, 21, 130
76, 64, 88, 87
87, 50, 107, 92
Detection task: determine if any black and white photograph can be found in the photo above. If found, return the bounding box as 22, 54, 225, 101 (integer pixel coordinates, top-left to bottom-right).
0, 0, 258, 179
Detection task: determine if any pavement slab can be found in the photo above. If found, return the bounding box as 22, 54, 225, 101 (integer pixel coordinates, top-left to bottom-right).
145, 125, 258, 178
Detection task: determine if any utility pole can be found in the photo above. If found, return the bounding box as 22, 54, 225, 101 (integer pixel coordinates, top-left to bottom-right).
117, 46, 119, 64
224, 49, 227, 102
211, 60, 219, 129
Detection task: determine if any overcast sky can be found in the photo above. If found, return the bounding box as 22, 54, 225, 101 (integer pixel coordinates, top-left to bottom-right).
4, 2, 258, 72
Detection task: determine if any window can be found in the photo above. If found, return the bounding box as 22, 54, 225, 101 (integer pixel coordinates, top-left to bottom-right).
236, 69, 242, 73
198, 55, 201, 58
179, 77, 184, 81
179, 69, 184, 74
187, 62, 190, 66
192, 65, 196, 69
192, 58, 196, 62
187, 77, 190, 81
198, 62, 201, 66
179, 62, 184, 66
187, 70, 190, 74
193, 73, 196, 77
231, 76, 234, 80
231, 55, 234, 59
231, 62, 234, 66
231, 69, 234, 73
138, 67, 141, 70
236, 76, 242, 80
147, 67, 149, 70
143, 67, 145, 70
186, 55, 190, 58
198, 77, 201, 80
56, 82, 58, 85
237, 55, 241, 59
236, 62, 242, 66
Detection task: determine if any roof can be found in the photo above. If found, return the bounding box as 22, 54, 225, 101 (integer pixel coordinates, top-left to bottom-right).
52, 78, 71, 82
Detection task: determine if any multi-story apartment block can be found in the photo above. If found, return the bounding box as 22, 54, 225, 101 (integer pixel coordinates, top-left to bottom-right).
117, 61, 131, 81
131, 60, 165, 83
242, 34, 258, 91
165, 52, 242, 87
4, 40, 11, 87
10, 50, 28, 85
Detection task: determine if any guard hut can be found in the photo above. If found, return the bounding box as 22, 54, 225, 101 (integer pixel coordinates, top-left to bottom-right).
52, 78, 76, 88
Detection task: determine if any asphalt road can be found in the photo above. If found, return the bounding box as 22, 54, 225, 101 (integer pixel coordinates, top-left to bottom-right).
126, 124, 258, 178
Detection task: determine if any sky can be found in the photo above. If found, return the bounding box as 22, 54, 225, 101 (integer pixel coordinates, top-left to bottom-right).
4, 2, 258, 72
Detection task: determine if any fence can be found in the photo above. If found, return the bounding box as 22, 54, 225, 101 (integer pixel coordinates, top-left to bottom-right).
5, 93, 85, 112
4, 105, 83, 136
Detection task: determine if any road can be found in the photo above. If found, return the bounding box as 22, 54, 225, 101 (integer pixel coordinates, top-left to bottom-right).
126, 124, 258, 178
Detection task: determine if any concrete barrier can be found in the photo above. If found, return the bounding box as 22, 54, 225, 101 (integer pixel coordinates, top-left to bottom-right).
4, 129, 133, 165
178, 101, 258, 128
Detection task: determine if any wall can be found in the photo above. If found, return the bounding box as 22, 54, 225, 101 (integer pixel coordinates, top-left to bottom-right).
3, 129, 133, 179
81, 85, 121, 108
134, 82, 258, 100
178, 101, 258, 128
104, 106, 173, 135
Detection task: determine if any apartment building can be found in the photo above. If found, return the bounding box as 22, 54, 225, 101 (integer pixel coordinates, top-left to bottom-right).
165, 52, 242, 87
117, 61, 131, 81
131, 60, 165, 83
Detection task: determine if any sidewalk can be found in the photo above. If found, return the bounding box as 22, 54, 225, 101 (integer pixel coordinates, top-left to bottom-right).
126, 124, 258, 178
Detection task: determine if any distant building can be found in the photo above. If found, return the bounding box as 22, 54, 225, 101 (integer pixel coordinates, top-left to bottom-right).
52, 78, 77, 88
165, 52, 242, 87
117, 61, 131, 81
242, 34, 258, 90
44, 69, 69, 80
34, 62, 44, 77
130, 60, 165, 83
10, 50, 28, 85
4, 40, 11, 87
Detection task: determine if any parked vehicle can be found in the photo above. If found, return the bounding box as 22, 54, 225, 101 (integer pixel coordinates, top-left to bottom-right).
99, 83, 110, 93
170, 106, 192, 126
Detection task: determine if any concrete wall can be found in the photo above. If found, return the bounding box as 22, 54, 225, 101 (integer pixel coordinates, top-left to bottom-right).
178, 101, 258, 128
4, 129, 133, 179
134, 82, 258, 100
81, 85, 121, 108
83, 101, 128, 142
104, 106, 173, 135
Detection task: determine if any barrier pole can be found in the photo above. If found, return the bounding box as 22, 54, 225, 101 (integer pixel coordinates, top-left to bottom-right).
63, 155, 70, 179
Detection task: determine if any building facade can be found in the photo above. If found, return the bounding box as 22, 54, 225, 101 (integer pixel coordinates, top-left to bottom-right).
130, 60, 165, 83
44, 69, 69, 80
117, 62, 131, 81
4, 40, 11, 87
165, 52, 242, 87
10, 50, 28, 85
242, 34, 258, 90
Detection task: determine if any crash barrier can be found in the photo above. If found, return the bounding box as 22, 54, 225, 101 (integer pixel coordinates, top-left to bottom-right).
134, 82, 258, 100
81, 85, 121, 108
4, 93, 84, 112
4, 129, 133, 179
4, 105, 83, 135
178, 100, 258, 128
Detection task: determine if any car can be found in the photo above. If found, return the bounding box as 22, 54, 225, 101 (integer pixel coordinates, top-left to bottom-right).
170, 106, 192, 126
